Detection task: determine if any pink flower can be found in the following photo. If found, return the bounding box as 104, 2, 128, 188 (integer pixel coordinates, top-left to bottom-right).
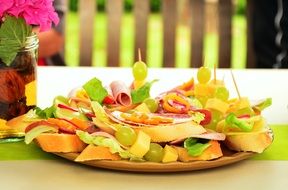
7, 0, 32, 17
1, 0, 59, 31
0, 0, 14, 18
22, 0, 59, 31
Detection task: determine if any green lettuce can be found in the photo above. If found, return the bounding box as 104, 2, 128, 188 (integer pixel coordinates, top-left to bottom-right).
76, 131, 141, 160
34, 106, 56, 119
225, 113, 254, 132
91, 101, 122, 131
188, 111, 205, 124
131, 79, 158, 104
253, 98, 272, 111
25, 125, 58, 144
83, 78, 108, 103
184, 138, 211, 157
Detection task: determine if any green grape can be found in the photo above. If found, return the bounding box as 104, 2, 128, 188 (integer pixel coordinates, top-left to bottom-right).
196, 96, 209, 107
214, 87, 229, 101
53, 95, 69, 106
204, 110, 223, 130
197, 66, 211, 84
143, 98, 158, 112
115, 126, 137, 146
133, 61, 148, 81
144, 143, 164, 162
189, 97, 203, 108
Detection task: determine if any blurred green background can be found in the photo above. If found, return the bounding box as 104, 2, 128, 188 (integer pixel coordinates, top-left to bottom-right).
65, 0, 247, 68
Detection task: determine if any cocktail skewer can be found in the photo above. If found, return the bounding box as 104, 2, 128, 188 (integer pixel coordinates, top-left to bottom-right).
230, 70, 241, 99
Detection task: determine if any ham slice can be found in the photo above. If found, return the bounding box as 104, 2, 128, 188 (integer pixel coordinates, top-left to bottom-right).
110, 81, 132, 106
169, 132, 226, 144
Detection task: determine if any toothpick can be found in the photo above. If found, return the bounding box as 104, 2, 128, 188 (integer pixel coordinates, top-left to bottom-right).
214, 63, 217, 84
230, 70, 241, 99
138, 48, 142, 62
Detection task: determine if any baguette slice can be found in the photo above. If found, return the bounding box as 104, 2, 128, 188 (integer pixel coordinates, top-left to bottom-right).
75, 145, 121, 162
5, 114, 34, 132
217, 116, 273, 153
36, 133, 87, 153
174, 140, 223, 162
224, 128, 273, 153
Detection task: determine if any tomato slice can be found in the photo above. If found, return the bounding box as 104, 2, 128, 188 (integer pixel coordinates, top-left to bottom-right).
195, 109, 212, 125
58, 103, 78, 112
103, 95, 115, 104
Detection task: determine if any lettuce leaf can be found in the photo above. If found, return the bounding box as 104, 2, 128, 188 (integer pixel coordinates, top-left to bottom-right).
225, 113, 254, 132
83, 78, 108, 103
188, 111, 205, 124
76, 130, 141, 160
34, 106, 56, 119
253, 98, 272, 111
183, 138, 211, 157
131, 79, 158, 104
91, 101, 122, 131
25, 125, 58, 144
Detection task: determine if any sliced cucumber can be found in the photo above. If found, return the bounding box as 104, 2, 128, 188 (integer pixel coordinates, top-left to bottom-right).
25, 125, 58, 144
54, 107, 88, 121
53, 95, 69, 106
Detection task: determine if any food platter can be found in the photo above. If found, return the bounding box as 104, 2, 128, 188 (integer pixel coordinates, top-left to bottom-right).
54, 148, 254, 172
11, 64, 271, 173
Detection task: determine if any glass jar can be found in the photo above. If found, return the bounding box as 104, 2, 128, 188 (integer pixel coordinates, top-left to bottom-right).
0, 34, 38, 128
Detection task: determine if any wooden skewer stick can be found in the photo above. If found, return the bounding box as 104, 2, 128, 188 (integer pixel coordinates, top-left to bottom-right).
230, 70, 241, 99
214, 63, 217, 84
138, 48, 142, 62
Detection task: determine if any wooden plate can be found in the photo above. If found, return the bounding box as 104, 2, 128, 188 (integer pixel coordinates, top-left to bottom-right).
54, 148, 254, 172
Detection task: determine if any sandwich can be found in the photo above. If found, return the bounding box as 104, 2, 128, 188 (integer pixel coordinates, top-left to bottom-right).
7, 65, 272, 164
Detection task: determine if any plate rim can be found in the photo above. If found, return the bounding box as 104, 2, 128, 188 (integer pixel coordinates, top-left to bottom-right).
54, 151, 255, 172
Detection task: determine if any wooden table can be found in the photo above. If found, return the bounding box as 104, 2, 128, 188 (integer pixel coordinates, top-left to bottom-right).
1, 67, 288, 190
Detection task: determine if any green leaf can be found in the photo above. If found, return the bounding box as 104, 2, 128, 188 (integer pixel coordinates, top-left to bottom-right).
82, 78, 108, 103
76, 130, 140, 160
91, 101, 122, 131
131, 79, 158, 104
34, 106, 56, 119
253, 98, 272, 111
0, 15, 32, 65
184, 138, 211, 157
183, 138, 197, 148
186, 143, 211, 157
225, 113, 253, 132
25, 125, 58, 144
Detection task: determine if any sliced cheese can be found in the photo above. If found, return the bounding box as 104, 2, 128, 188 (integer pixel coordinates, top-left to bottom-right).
228, 97, 251, 113
194, 84, 215, 97
133, 121, 206, 142
205, 98, 229, 114
162, 145, 178, 163
129, 131, 151, 158
135, 103, 151, 114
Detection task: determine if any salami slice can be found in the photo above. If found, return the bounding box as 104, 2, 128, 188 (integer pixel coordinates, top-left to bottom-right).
110, 81, 132, 106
